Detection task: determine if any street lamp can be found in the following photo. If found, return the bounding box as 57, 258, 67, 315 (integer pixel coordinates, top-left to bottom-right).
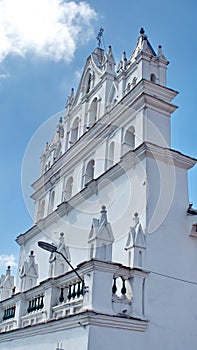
38, 241, 84, 284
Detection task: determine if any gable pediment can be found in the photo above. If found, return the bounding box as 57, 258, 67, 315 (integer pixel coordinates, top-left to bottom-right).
71, 49, 104, 108
125, 223, 146, 250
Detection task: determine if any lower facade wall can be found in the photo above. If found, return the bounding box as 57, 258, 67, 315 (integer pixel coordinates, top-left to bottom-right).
0, 324, 89, 350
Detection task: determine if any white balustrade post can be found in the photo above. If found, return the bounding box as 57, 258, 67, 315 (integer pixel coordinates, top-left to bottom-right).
131, 268, 148, 319
83, 260, 115, 314
15, 294, 27, 328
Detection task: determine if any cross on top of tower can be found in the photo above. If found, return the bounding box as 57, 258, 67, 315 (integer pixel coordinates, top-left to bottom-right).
96, 27, 104, 48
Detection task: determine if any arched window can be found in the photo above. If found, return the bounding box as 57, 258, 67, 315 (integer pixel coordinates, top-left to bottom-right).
108, 141, 115, 168
62, 176, 73, 201
132, 77, 137, 87
49, 190, 55, 213
124, 126, 135, 149
84, 159, 95, 185
70, 118, 79, 144
89, 98, 98, 127
86, 72, 92, 93
127, 82, 131, 93
150, 73, 156, 83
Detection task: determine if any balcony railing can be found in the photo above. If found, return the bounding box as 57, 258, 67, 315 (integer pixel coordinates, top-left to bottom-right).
3, 305, 16, 321
0, 260, 148, 333
27, 295, 44, 313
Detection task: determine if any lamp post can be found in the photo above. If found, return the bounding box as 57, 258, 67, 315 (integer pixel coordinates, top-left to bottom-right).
38, 241, 84, 284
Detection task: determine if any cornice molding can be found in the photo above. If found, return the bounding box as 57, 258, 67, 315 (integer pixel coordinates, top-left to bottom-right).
17, 142, 196, 243
0, 310, 148, 342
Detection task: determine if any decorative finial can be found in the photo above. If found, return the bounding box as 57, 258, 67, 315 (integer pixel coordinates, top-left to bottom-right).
57, 116, 64, 138
100, 205, 107, 224
133, 212, 139, 226
140, 27, 145, 35
108, 45, 112, 55
157, 45, 162, 57
6, 266, 11, 275
96, 27, 104, 48
29, 251, 35, 262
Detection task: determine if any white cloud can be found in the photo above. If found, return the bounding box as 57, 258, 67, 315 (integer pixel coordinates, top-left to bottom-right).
0, 73, 10, 79
0, 0, 97, 62
0, 254, 17, 268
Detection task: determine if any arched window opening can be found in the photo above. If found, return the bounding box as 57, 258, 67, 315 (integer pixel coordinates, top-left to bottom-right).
86, 72, 91, 94
84, 159, 95, 185
45, 164, 48, 172
150, 73, 156, 83
70, 118, 79, 144
127, 82, 131, 93
62, 176, 73, 202
89, 98, 98, 127
49, 190, 55, 213
124, 126, 135, 149
132, 77, 137, 87
108, 141, 115, 168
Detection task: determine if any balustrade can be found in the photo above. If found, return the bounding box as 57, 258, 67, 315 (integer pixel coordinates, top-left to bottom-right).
3, 305, 16, 321
52, 280, 84, 319
27, 295, 44, 313
112, 273, 132, 315
0, 260, 147, 333
58, 280, 84, 304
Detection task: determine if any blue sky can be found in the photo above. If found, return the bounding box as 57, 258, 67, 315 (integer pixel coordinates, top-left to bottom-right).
0, 0, 196, 276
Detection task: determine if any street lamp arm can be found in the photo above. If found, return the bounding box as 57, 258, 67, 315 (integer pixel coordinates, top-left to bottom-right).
55, 250, 84, 284
37, 241, 84, 285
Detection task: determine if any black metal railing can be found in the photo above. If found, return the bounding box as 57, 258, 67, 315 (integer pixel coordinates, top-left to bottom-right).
3, 305, 16, 321
59, 281, 84, 303
27, 295, 44, 313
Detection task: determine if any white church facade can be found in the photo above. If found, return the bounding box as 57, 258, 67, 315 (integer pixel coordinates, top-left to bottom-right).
0, 28, 197, 349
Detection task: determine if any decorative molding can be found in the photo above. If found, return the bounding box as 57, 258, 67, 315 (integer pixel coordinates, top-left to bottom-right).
0, 310, 148, 342
16, 141, 196, 243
